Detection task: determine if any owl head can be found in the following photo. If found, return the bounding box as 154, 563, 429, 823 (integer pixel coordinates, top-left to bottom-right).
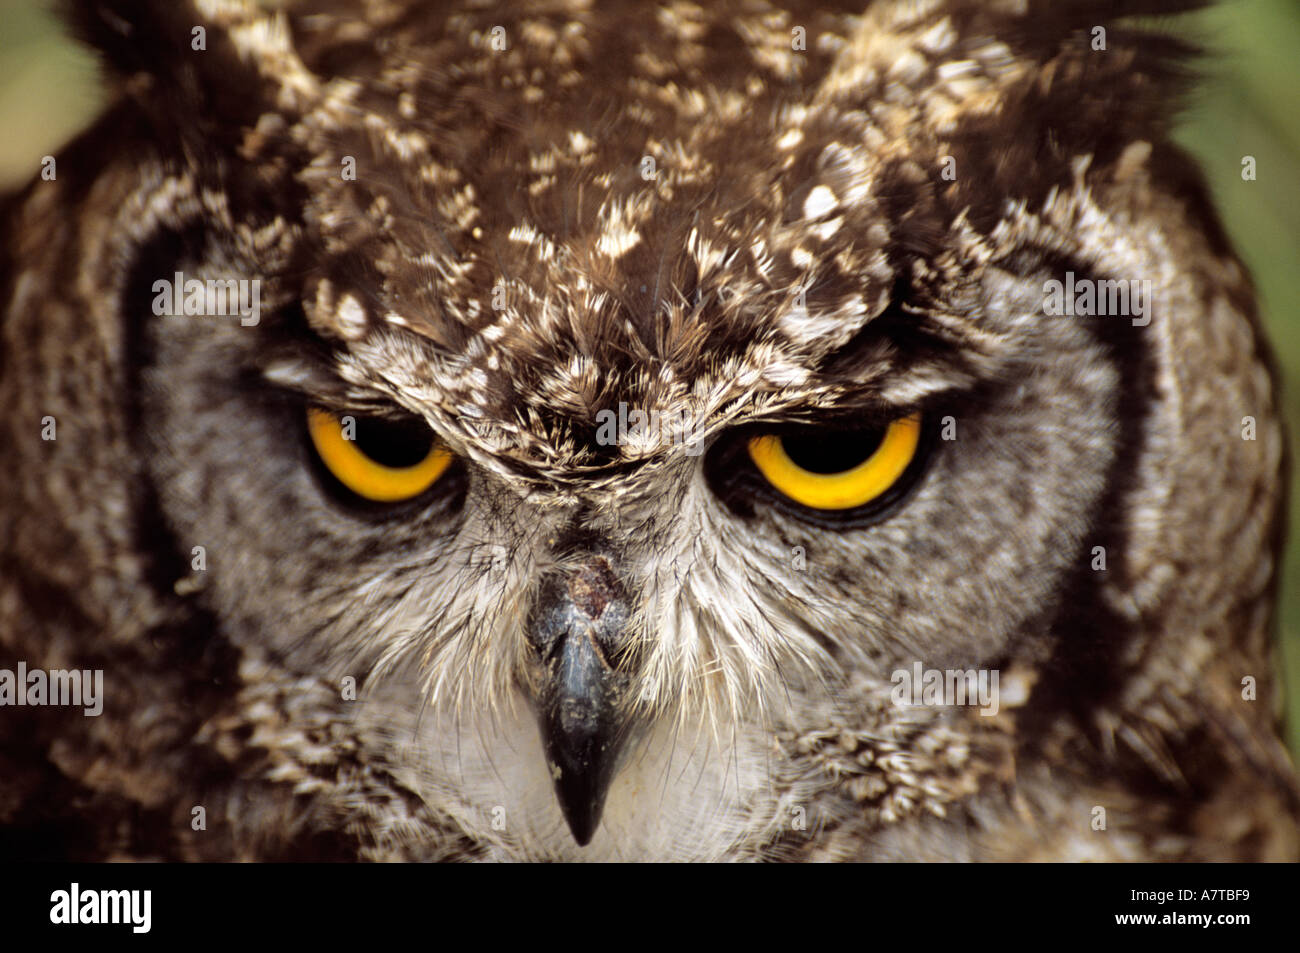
20, 0, 1288, 855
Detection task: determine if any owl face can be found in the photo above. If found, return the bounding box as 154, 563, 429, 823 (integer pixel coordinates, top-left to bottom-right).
120, 0, 1136, 849
19, 0, 1291, 860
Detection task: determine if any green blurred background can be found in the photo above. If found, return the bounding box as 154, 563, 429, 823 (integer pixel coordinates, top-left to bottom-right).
0, 1, 1297, 755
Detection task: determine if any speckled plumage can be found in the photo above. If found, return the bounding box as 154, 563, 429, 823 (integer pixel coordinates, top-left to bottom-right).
0, 0, 1296, 860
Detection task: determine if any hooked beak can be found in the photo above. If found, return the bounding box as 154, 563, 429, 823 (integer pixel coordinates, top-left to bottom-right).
527, 557, 636, 845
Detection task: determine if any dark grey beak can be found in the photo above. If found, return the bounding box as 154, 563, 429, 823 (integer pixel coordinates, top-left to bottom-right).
527, 557, 636, 846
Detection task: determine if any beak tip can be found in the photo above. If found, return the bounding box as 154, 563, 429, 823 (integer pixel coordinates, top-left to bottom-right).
565, 810, 599, 847
546, 749, 612, 846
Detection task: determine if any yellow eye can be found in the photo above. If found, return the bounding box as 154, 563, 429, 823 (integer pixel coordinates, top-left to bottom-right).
306, 406, 453, 503
746, 413, 922, 510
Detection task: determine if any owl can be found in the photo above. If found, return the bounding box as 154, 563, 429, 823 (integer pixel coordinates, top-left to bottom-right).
0, 0, 1296, 862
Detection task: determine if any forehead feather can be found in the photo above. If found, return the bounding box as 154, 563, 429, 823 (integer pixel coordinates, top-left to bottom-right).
164, 0, 1194, 473
287, 3, 961, 447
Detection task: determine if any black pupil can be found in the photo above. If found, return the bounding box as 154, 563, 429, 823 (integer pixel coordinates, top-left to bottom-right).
353, 414, 435, 468
780, 427, 886, 474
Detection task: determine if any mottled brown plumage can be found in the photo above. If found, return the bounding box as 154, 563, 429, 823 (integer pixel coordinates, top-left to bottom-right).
0, 0, 1296, 860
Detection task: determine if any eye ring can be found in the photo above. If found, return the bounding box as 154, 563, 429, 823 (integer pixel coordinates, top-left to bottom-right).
746, 413, 922, 511
306, 406, 453, 503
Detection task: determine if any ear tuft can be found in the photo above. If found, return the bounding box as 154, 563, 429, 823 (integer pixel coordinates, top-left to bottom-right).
58, 0, 273, 147
60, 0, 207, 78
